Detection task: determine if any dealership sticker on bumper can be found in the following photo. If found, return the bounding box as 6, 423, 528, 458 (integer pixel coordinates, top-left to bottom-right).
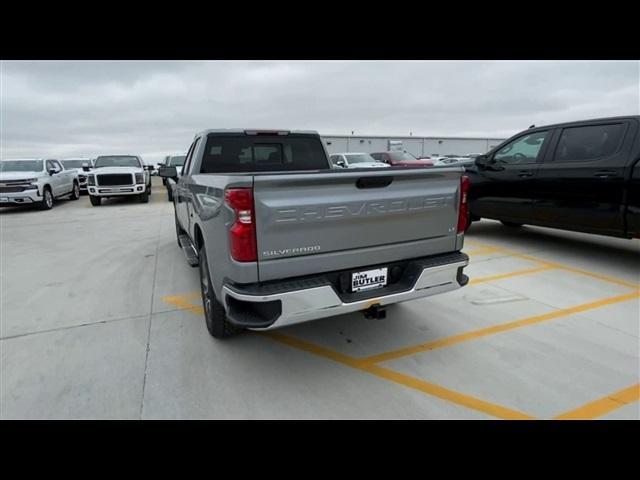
352, 267, 388, 292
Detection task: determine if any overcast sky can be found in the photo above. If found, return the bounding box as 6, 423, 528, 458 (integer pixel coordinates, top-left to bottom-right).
1, 60, 638, 163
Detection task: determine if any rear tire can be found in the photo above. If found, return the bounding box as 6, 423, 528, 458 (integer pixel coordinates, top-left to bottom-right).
501, 221, 523, 228
69, 182, 80, 200
167, 187, 173, 202
199, 245, 241, 339
40, 187, 53, 210
90, 195, 101, 206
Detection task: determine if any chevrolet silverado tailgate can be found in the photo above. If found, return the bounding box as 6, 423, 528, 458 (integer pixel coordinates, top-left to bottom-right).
253, 168, 463, 281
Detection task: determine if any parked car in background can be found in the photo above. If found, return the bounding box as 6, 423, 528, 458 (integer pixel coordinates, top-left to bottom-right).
432, 156, 476, 168
0, 158, 80, 209
61, 158, 93, 193
87, 155, 152, 206
158, 154, 187, 201
158, 154, 186, 184
370, 151, 433, 167
160, 128, 469, 339
466, 115, 640, 239
329, 152, 389, 169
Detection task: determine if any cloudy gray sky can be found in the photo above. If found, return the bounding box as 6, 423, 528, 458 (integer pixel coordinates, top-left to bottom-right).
1, 60, 638, 163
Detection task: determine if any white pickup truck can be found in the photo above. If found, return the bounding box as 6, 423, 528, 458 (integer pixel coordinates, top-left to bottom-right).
61, 158, 94, 193
0, 158, 80, 209
87, 155, 152, 206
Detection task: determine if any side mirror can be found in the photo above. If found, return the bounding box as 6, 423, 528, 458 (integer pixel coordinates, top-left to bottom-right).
48, 168, 56, 176
159, 166, 178, 178
336, 160, 346, 167
474, 155, 490, 168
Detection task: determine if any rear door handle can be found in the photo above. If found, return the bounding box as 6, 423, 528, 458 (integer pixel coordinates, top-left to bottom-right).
594, 170, 617, 178
518, 170, 534, 178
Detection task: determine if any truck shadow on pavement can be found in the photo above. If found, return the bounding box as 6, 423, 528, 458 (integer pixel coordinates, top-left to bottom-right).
92, 196, 152, 207
0, 197, 79, 215
466, 221, 640, 278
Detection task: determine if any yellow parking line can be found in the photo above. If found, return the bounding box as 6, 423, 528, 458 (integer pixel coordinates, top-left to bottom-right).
468, 241, 639, 290
161, 285, 638, 419
358, 290, 640, 366
264, 331, 364, 368
505, 251, 639, 290
469, 265, 556, 285
466, 246, 500, 256
150, 192, 166, 203
363, 364, 534, 419
555, 384, 640, 420
162, 293, 204, 316
266, 332, 534, 419
159, 294, 535, 419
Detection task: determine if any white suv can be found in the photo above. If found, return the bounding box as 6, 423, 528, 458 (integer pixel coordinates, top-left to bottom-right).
0, 158, 80, 210
88, 155, 151, 206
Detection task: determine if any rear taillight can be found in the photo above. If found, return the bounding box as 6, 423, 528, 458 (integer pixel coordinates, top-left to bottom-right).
457, 175, 470, 233
225, 188, 257, 262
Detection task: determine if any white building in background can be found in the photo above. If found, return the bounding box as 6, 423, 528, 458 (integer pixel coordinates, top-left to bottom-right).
321, 135, 507, 157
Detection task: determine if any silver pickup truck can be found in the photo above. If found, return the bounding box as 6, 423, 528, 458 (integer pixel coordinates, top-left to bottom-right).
161, 129, 470, 338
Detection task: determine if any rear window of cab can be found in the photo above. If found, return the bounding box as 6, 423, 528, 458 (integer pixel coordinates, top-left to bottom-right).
200, 135, 329, 173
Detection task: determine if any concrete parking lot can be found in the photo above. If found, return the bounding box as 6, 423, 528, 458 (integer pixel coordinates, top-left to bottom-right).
1, 177, 638, 419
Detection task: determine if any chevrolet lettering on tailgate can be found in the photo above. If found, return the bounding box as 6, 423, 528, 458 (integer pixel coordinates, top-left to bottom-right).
274, 196, 452, 223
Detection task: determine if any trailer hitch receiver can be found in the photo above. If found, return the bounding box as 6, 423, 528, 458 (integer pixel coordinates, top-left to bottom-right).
363, 304, 386, 320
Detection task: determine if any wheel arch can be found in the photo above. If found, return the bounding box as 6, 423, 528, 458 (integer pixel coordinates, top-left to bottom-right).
193, 222, 205, 252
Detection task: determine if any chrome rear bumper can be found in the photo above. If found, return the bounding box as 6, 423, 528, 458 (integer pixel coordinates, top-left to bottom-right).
221, 254, 469, 330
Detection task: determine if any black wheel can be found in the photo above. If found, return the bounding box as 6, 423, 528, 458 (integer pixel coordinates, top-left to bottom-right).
162, 178, 167, 186
40, 187, 53, 210
167, 187, 173, 202
69, 182, 80, 200
139, 191, 149, 203
199, 244, 241, 339
89, 195, 101, 206
501, 221, 523, 228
